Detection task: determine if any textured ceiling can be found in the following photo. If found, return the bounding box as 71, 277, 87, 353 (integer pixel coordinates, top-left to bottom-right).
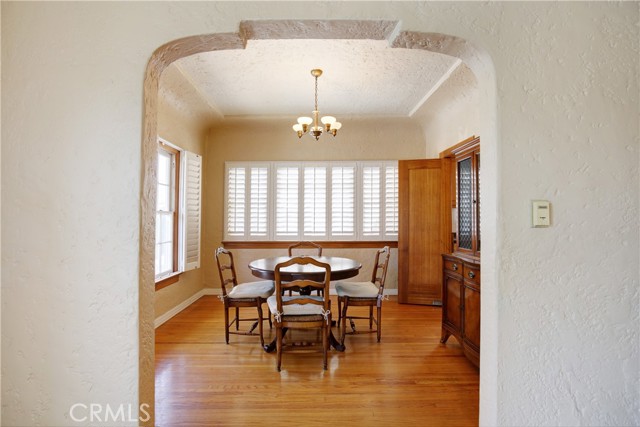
173, 39, 461, 118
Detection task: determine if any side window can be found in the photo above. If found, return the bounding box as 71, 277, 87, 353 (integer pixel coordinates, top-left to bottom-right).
156, 140, 202, 283
156, 144, 180, 279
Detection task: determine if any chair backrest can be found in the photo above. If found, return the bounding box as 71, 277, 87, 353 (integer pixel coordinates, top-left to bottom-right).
370, 246, 391, 295
274, 257, 331, 313
215, 247, 238, 297
287, 241, 323, 257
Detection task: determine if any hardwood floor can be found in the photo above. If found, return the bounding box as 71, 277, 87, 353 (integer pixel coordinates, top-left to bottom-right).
155, 295, 479, 426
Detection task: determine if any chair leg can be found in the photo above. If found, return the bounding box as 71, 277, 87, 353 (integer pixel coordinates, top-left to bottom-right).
235, 307, 240, 330
337, 297, 342, 327
257, 304, 264, 347
369, 306, 374, 329
224, 305, 230, 344
340, 300, 349, 345
323, 322, 328, 370
376, 305, 382, 342
276, 326, 283, 372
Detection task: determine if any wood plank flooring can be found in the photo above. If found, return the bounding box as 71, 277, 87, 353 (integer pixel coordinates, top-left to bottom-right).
155, 295, 479, 426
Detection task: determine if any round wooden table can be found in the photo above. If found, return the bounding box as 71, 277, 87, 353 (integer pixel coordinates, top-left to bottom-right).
249, 255, 362, 282
248, 255, 362, 353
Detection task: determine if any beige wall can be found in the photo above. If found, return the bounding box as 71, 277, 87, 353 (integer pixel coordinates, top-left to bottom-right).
415, 63, 481, 157
202, 116, 426, 291
155, 89, 207, 318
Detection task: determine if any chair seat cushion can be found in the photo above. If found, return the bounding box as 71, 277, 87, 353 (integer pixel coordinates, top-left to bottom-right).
228, 280, 275, 299
335, 281, 379, 298
267, 295, 325, 317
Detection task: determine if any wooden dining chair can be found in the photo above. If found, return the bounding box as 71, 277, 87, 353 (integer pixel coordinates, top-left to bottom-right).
267, 257, 332, 372
287, 241, 323, 257
335, 246, 391, 344
215, 247, 275, 346
286, 241, 324, 295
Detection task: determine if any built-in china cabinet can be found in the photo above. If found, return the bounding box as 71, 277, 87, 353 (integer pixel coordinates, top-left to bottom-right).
440, 136, 480, 368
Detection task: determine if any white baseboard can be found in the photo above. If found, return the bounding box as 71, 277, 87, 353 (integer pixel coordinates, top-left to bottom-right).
154, 287, 217, 329
154, 286, 398, 329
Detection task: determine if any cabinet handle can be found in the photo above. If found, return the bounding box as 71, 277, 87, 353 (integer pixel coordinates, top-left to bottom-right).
468, 271, 476, 279
452, 263, 458, 271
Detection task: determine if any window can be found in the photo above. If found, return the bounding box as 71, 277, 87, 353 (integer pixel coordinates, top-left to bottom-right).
155, 139, 202, 282
224, 161, 398, 241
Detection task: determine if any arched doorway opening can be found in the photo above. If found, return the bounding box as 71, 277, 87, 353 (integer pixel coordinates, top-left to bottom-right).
140, 20, 497, 425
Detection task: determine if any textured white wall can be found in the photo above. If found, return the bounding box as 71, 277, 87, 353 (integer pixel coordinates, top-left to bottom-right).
1, 2, 637, 427
495, 3, 638, 425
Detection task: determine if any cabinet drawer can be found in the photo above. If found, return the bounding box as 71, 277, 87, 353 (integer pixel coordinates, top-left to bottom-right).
463, 264, 480, 287
443, 258, 462, 274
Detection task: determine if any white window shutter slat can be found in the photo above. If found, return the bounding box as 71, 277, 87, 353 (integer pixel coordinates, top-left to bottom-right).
303, 167, 327, 236
276, 166, 299, 237
331, 166, 355, 237
184, 151, 202, 271
362, 166, 381, 236
250, 167, 269, 237
226, 167, 246, 236
384, 165, 399, 236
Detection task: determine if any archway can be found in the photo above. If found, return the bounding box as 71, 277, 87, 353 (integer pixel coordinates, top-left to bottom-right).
141, 20, 497, 425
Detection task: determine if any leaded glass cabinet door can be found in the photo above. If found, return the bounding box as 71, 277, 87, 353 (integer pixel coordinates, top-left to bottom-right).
452, 140, 480, 257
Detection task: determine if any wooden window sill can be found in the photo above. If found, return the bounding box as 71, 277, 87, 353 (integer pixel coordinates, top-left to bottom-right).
222, 241, 398, 249
156, 273, 181, 290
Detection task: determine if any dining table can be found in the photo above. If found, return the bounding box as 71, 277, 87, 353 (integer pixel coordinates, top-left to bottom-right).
248, 255, 362, 353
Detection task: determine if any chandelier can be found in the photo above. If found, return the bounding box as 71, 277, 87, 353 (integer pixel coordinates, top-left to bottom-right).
292, 69, 342, 140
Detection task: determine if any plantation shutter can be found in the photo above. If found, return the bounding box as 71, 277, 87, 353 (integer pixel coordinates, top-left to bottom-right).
331, 166, 355, 237
226, 167, 246, 237
249, 167, 269, 237
276, 166, 299, 238
184, 151, 202, 271
384, 165, 399, 237
362, 166, 381, 236
303, 167, 327, 236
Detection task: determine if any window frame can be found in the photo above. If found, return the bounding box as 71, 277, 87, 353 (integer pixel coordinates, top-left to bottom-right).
156, 141, 181, 282
155, 138, 203, 287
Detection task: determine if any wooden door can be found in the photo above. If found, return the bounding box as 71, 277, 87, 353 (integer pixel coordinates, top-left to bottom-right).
398, 159, 451, 305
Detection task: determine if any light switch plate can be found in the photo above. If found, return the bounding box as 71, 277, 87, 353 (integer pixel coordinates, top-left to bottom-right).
532, 200, 551, 227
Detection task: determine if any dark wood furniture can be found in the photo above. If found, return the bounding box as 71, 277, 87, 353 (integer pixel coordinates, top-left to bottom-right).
215, 247, 275, 347
288, 241, 323, 256
335, 246, 391, 344
269, 257, 332, 371
249, 256, 361, 282
440, 136, 481, 368
249, 255, 361, 353
287, 241, 323, 295
441, 254, 480, 367
398, 159, 451, 305
448, 136, 480, 256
